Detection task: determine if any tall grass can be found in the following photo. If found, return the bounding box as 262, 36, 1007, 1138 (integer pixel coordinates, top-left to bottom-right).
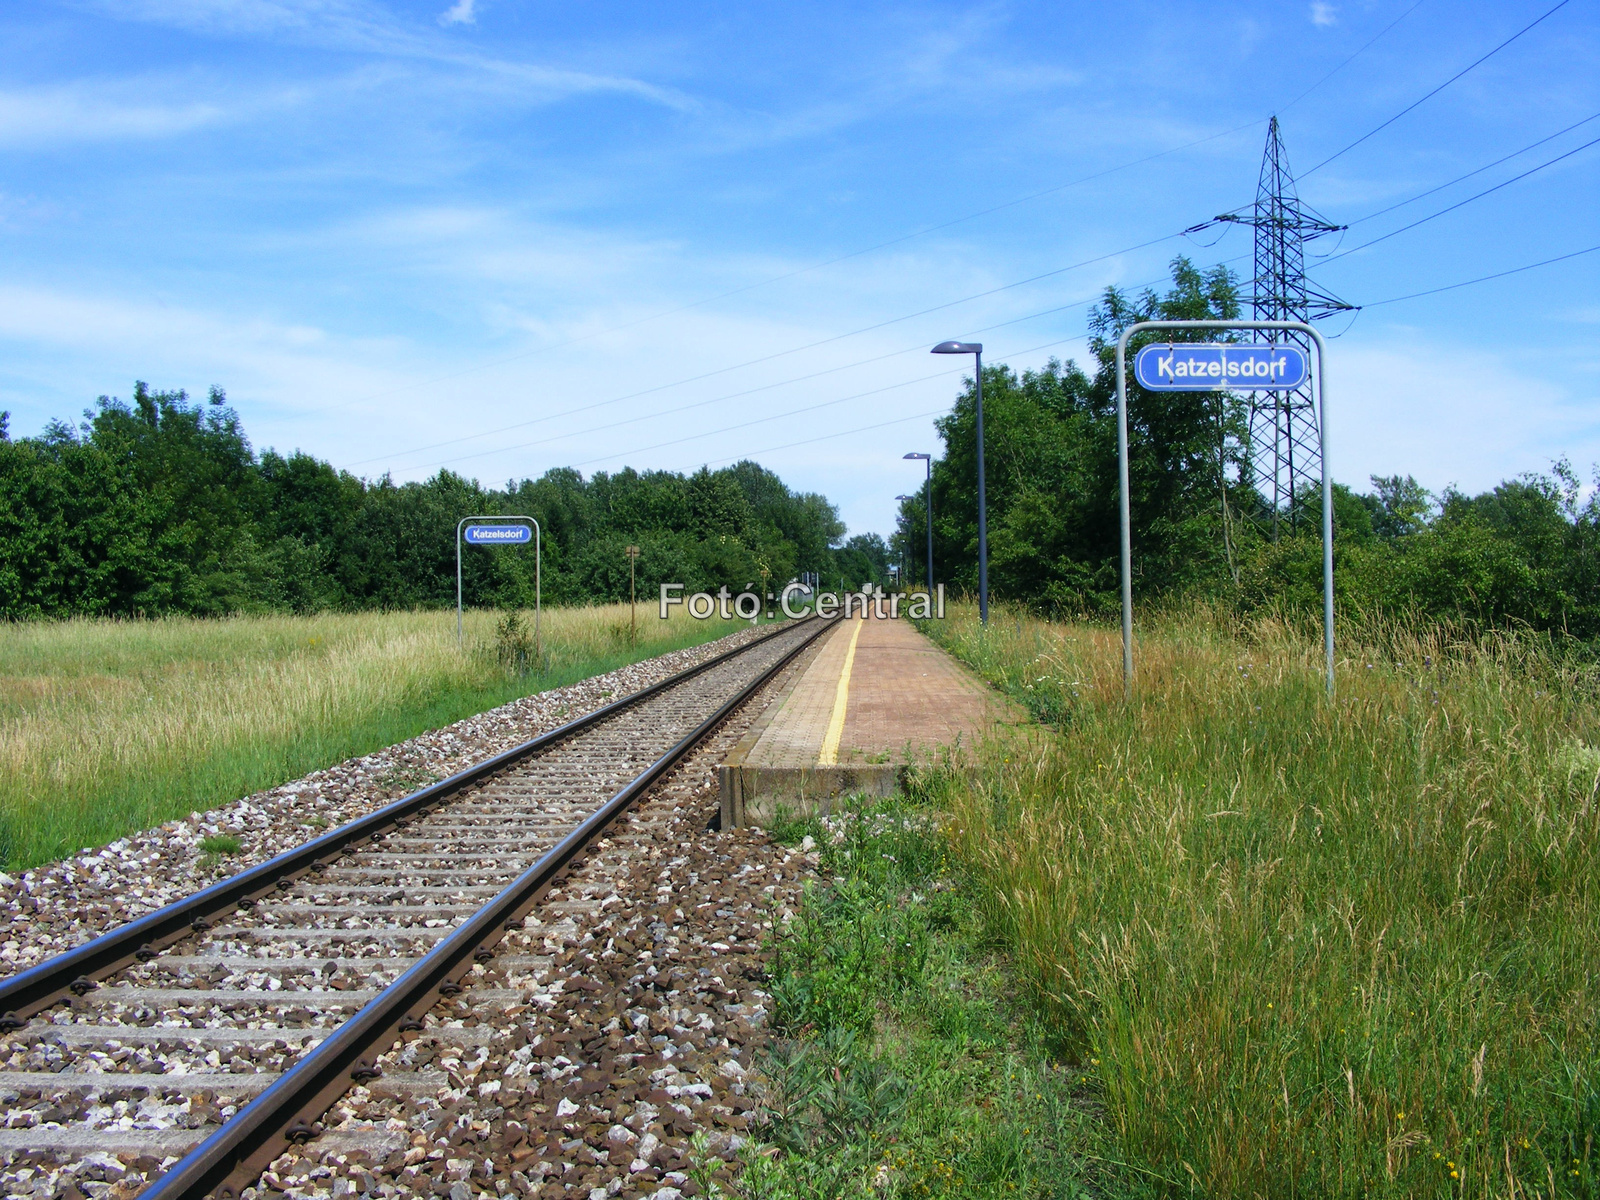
0, 605, 744, 869
923, 602, 1600, 1199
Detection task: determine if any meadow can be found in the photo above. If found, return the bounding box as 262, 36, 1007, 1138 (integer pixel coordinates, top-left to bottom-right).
0, 604, 745, 870
921, 602, 1600, 1198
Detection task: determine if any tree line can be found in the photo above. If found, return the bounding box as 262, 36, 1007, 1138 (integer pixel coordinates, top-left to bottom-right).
895, 258, 1600, 640
0, 388, 892, 619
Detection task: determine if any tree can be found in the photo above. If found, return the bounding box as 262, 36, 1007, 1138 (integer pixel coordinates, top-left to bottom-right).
0, 385, 867, 619
924, 257, 1245, 612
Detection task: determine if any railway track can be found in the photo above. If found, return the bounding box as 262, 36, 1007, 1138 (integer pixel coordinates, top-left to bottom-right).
0, 616, 829, 1200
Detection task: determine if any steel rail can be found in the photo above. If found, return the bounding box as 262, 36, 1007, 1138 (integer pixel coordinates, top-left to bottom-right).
140, 614, 829, 1199
0, 617, 815, 1028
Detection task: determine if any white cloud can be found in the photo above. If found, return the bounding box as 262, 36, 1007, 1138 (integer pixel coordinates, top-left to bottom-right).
0, 81, 231, 146
90, 0, 692, 110
438, 0, 476, 26
1310, 3, 1338, 27
0, 283, 416, 443
1334, 333, 1600, 494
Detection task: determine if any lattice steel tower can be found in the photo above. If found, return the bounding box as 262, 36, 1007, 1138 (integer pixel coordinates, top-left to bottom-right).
1221, 117, 1353, 536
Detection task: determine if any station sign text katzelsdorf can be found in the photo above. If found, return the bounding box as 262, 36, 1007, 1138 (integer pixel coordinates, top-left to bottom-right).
463, 524, 533, 545
1134, 343, 1309, 391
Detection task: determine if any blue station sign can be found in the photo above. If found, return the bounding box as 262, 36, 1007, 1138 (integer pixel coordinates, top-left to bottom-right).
1134, 343, 1309, 391
463, 523, 533, 545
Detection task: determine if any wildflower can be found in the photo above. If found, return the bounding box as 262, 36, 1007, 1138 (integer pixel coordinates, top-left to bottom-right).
1396, 1112, 1405, 1121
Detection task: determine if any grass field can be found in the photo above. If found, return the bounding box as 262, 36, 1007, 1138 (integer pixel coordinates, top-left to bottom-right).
920, 602, 1600, 1199
0, 604, 746, 870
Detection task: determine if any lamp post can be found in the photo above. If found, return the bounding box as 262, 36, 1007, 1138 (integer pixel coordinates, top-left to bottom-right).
903, 452, 932, 593
931, 342, 987, 623
894, 496, 911, 588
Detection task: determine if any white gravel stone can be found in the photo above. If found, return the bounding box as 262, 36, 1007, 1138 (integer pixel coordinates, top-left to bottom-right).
0, 628, 766, 978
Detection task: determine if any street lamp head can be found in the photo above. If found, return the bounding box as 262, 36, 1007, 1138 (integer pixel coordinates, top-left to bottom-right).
903, 451, 930, 461
895, 495, 911, 501
931, 341, 982, 355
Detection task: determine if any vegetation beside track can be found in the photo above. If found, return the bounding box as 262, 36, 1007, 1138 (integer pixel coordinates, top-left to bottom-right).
739, 797, 1102, 1200
0, 604, 751, 870
917, 600, 1600, 1199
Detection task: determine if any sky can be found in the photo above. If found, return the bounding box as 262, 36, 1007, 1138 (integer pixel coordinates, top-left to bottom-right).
2, 0, 1597, 542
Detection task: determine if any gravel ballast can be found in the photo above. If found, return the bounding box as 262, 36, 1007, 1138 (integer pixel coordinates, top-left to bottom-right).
0, 627, 769, 979
0, 623, 828, 1200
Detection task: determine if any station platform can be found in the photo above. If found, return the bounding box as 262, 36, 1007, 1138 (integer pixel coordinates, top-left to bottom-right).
719, 613, 1024, 826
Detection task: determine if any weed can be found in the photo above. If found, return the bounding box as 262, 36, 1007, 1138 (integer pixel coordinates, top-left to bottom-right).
198, 834, 241, 855
922, 600, 1600, 1199
372, 767, 440, 795
493, 609, 537, 675
0, 603, 748, 869
746, 797, 1102, 1200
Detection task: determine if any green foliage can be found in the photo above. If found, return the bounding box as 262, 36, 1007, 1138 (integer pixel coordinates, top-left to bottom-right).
747, 801, 1105, 1200
198, 833, 241, 855
924, 602, 1600, 1199
493, 609, 537, 676
0, 387, 877, 619
768, 813, 942, 1038
896, 259, 1600, 640
0, 605, 742, 869
900, 257, 1244, 615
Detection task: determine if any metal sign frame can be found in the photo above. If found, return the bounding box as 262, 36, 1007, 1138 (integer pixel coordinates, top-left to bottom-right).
1115, 320, 1333, 698
456, 515, 541, 651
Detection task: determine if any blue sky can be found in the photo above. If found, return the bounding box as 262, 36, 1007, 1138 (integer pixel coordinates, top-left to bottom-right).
2, 0, 1597, 541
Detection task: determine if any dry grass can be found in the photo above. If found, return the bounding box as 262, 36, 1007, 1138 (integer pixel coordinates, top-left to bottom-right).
0, 605, 743, 868
923, 602, 1600, 1198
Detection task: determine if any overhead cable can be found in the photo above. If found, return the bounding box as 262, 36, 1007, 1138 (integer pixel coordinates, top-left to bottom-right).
1361, 244, 1600, 307
1324, 133, 1600, 264
1301, 0, 1574, 177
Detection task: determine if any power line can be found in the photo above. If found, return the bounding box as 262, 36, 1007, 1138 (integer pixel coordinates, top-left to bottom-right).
1345, 109, 1600, 228
705, 409, 952, 471
346, 8, 1572, 481
320, 141, 1248, 422
1361, 244, 1600, 307
400, 254, 1260, 480
1277, 0, 1431, 115
339, 236, 1187, 472
709, 244, 1600, 471
566, 370, 964, 471
1324, 132, 1600, 264
321, 5, 1427, 429
348, 288, 1114, 472
1302, 0, 1574, 177
380, 97, 1594, 481
566, 333, 1081, 473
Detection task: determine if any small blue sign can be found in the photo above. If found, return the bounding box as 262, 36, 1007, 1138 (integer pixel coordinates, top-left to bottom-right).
1134, 343, 1309, 391
464, 524, 533, 545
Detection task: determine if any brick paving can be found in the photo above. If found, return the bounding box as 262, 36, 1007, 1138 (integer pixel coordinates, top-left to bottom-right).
743, 613, 1019, 769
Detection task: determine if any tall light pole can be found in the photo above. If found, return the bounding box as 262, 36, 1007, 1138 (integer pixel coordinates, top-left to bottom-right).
931, 341, 987, 623
903, 452, 932, 593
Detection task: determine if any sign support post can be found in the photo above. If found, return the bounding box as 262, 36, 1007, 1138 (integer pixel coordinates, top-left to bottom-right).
457, 516, 541, 658
1115, 319, 1332, 699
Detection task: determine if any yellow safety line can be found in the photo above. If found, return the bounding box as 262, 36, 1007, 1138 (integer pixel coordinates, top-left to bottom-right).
818, 618, 864, 766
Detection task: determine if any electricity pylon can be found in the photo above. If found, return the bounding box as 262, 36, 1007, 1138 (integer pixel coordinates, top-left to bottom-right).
1214, 117, 1354, 537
